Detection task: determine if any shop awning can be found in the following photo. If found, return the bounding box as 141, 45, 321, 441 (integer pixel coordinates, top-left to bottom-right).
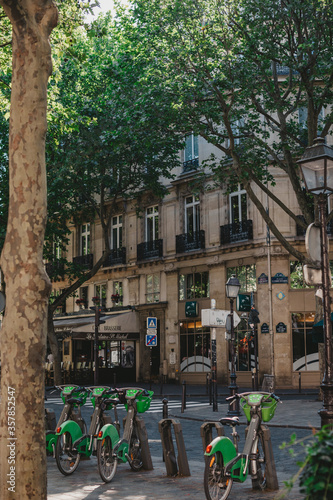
71, 311, 140, 341
54, 316, 96, 333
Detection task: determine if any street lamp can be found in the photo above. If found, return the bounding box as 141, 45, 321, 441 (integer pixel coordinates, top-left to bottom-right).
226, 274, 241, 416
298, 137, 333, 428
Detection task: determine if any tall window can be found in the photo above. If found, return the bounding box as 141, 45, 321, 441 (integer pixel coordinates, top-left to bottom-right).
227, 265, 256, 292
146, 206, 159, 242
179, 271, 209, 300
184, 133, 198, 162
94, 283, 107, 308
146, 274, 160, 303
180, 320, 211, 372
112, 281, 123, 306
111, 215, 122, 250
80, 223, 90, 255
185, 195, 200, 235
230, 184, 247, 224
292, 312, 321, 371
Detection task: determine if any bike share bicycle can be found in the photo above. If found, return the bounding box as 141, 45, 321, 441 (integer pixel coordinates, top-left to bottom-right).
97, 387, 153, 482
204, 391, 281, 500
55, 386, 119, 475
45, 385, 88, 457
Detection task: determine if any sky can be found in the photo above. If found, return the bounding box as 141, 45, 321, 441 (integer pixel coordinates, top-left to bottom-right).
85, 0, 116, 22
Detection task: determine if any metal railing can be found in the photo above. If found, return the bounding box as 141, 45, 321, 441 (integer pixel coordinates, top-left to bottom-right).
72, 253, 93, 269
220, 220, 253, 245
137, 239, 163, 261
102, 247, 126, 267
176, 230, 205, 253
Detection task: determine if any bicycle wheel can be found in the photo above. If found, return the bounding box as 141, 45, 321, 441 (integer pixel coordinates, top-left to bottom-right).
204, 453, 233, 500
128, 422, 143, 471
55, 432, 80, 475
97, 436, 117, 483
251, 433, 266, 490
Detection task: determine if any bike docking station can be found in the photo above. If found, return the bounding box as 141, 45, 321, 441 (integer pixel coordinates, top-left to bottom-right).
121, 414, 153, 471
158, 413, 191, 477
200, 421, 225, 453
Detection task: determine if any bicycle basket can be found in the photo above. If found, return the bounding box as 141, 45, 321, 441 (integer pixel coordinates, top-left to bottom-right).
61, 386, 87, 406
241, 395, 277, 422
125, 389, 154, 413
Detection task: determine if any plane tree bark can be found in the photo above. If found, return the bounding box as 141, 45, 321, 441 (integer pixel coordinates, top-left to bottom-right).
0, 1, 57, 498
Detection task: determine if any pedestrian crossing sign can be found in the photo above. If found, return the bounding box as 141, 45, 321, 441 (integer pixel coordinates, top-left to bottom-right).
147, 317, 157, 329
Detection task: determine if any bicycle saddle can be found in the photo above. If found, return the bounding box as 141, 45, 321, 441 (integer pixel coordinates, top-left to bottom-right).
219, 416, 240, 426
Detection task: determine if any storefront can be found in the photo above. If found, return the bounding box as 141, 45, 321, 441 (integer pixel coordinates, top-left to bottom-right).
69, 310, 141, 384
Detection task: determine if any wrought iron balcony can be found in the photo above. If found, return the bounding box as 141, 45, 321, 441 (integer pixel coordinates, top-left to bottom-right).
176, 230, 205, 253
102, 247, 126, 267
72, 253, 93, 269
183, 158, 199, 173
220, 220, 253, 245
137, 239, 163, 261
45, 260, 65, 280
296, 214, 333, 236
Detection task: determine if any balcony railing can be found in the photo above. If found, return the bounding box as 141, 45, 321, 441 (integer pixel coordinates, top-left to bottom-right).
102, 247, 126, 267
183, 158, 199, 173
45, 260, 65, 280
176, 230, 205, 253
73, 253, 93, 269
220, 220, 253, 245
137, 239, 163, 261
296, 214, 333, 237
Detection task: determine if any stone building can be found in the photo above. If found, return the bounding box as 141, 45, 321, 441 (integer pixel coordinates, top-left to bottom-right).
52, 134, 328, 389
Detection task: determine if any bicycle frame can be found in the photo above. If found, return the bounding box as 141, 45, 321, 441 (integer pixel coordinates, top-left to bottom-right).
46, 385, 86, 456
205, 392, 279, 484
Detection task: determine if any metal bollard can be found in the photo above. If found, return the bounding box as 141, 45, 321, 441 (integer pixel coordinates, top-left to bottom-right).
209, 377, 212, 405
252, 372, 255, 391
206, 373, 209, 395
299, 371, 302, 394
158, 418, 191, 477
113, 373, 117, 388
200, 421, 224, 452
162, 398, 168, 419
181, 380, 186, 413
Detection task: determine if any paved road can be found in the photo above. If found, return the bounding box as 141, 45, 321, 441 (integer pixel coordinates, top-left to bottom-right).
46, 387, 321, 499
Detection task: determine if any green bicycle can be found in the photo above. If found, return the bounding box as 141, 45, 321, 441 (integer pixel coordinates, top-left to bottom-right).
204, 391, 281, 500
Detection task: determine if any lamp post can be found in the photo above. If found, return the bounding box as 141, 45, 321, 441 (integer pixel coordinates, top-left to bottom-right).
226, 274, 241, 416
298, 137, 333, 428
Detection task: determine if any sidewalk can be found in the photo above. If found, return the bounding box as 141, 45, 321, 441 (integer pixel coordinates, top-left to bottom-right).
47, 384, 322, 499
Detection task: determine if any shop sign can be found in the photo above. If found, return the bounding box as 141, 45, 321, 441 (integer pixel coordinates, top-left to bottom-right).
237, 294, 251, 312
185, 301, 198, 317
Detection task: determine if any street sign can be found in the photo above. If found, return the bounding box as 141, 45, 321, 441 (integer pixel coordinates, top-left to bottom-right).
147, 317, 157, 329
146, 334, 157, 347
201, 309, 241, 328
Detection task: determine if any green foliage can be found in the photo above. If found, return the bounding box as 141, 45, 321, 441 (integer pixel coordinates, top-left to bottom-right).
299, 426, 333, 500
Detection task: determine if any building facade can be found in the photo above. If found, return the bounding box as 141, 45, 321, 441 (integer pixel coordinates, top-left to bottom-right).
52, 135, 328, 389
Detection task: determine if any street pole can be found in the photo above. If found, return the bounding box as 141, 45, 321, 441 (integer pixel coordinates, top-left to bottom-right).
318, 194, 333, 427
228, 297, 240, 416
210, 299, 218, 411
94, 306, 99, 386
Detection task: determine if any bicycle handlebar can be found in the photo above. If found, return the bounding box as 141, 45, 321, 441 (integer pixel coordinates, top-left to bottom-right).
226, 391, 282, 403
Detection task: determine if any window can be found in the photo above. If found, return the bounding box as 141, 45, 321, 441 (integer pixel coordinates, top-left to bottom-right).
146, 206, 159, 242
53, 239, 62, 260
112, 281, 123, 306
184, 133, 198, 162
179, 271, 209, 300
227, 265, 256, 292
292, 312, 322, 371
94, 283, 107, 308
146, 274, 160, 303
111, 215, 122, 250
180, 320, 211, 372
76, 286, 88, 309
80, 223, 90, 255
226, 118, 245, 148
298, 107, 325, 145
185, 195, 200, 235
230, 185, 247, 224
50, 289, 66, 315
233, 316, 255, 372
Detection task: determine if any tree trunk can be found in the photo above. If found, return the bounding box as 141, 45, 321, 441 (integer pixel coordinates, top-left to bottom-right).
0, 1, 57, 498
47, 310, 62, 385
